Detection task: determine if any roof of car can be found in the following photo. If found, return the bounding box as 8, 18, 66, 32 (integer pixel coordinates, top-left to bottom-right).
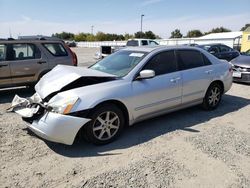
122, 45, 201, 53
0, 36, 63, 43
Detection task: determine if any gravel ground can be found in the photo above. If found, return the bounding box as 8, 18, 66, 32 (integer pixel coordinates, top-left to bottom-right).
0, 47, 250, 188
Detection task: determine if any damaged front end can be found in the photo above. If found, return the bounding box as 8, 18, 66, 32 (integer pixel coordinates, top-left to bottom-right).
8, 93, 45, 121
7, 65, 118, 145
8, 93, 91, 145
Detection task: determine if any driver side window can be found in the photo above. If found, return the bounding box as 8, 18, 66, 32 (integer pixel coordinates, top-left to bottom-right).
143, 50, 177, 76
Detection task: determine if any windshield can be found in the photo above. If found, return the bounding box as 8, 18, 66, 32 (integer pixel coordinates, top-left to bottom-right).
126, 40, 139, 46
90, 50, 147, 77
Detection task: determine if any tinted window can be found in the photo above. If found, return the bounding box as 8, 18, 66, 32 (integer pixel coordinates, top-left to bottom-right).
8, 43, 41, 60
141, 40, 148, 46
219, 45, 232, 52
0, 44, 6, 61
208, 46, 219, 53
143, 50, 177, 75
43, 43, 67, 56
177, 50, 204, 70
126, 40, 139, 46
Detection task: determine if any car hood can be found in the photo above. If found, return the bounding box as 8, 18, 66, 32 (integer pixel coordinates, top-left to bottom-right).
35, 65, 116, 99
231, 55, 250, 68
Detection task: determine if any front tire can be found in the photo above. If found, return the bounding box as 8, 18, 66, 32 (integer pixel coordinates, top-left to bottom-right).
202, 83, 222, 110
83, 104, 125, 145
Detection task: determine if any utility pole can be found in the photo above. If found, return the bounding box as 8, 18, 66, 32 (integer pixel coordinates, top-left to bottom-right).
91, 25, 94, 35
140, 14, 144, 38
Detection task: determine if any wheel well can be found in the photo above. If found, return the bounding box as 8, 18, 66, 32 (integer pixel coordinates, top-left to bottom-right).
210, 80, 224, 93
37, 69, 51, 81
94, 100, 130, 126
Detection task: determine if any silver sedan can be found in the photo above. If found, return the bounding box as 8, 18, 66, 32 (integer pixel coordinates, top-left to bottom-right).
10, 46, 233, 145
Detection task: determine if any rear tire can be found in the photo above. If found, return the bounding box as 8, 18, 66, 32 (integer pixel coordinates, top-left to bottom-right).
83, 104, 125, 145
202, 83, 222, 110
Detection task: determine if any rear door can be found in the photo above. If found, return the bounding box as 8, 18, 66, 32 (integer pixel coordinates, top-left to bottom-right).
7, 43, 48, 85
176, 49, 213, 104
0, 44, 12, 86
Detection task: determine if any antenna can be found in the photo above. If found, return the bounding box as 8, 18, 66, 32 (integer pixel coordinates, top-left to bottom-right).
9, 27, 12, 38
91, 25, 94, 35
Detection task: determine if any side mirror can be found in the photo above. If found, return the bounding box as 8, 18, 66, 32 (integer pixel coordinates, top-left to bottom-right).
137, 70, 155, 80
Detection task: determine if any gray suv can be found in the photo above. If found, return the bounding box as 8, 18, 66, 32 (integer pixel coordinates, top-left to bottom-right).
0, 36, 77, 88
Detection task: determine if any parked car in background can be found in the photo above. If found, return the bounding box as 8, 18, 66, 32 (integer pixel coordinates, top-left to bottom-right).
65, 40, 77, 47
10, 46, 232, 145
231, 55, 250, 83
197, 44, 240, 61
241, 49, 250, 56
94, 38, 159, 59
0, 36, 77, 88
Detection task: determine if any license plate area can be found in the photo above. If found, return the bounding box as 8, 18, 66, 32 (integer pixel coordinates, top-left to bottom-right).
233, 71, 241, 78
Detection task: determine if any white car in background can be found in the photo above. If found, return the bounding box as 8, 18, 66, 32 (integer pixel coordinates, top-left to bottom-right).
10, 46, 233, 145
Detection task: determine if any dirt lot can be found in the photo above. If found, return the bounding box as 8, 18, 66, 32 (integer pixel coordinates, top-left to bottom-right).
0, 48, 250, 188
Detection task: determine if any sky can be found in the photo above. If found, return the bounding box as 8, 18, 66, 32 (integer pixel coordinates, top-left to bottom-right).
0, 0, 250, 38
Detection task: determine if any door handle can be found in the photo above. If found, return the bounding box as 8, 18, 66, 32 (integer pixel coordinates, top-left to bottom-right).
170, 77, 181, 83
0, 64, 8, 68
37, 61, 47, 64
205, 70, 213, 74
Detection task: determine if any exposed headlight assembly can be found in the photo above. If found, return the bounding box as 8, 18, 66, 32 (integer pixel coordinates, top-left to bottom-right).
49, 97, 79, 115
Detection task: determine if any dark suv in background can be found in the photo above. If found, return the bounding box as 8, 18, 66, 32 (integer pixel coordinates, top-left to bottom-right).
0, 36, 77, 88
197, 44, 240, 61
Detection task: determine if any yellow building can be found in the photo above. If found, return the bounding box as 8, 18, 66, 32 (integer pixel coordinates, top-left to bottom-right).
241, 26, 250, 52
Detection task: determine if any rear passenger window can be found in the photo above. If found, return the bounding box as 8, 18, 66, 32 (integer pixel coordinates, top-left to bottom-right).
177, 50, 204, 70
220, 45, 232, 52
0, 44, 6, 61
143, 50, 177, 76
8, 43, 41, 60
141, 40, 148, 46
202, 54, 212, 65
43, 43, 67, 56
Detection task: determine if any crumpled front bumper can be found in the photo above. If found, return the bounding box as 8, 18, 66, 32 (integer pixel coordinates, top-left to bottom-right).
29, 112, 90, 145
9, 94, 91, 145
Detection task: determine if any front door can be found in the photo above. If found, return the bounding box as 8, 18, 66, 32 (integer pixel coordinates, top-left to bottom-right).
131, 50, 182, 121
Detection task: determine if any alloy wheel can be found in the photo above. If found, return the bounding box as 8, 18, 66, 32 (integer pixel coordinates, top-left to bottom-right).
93, 111, 120, 141
208, 86, 221, 107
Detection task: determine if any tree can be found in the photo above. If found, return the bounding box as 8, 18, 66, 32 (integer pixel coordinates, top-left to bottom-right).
205, 27, 231, 35
86, 34, 96, 41
186, 30, 203, 38
240, 24, 250, 31
145, 31, 156, 39
124, 33, 134, 40
170, 29, 183, 38
74, 32, 87, 41
52, 32, 74, 40
95, 32, 107, 41
134, 31, 145, 38
134, 31, 158, 39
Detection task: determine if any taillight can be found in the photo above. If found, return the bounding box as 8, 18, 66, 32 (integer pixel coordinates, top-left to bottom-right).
72, 52, 78, 66
229, 67, 233, 73
64, 44, 78, 66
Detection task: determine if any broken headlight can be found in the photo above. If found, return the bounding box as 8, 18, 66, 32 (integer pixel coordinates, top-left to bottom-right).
48, 97, 79, 115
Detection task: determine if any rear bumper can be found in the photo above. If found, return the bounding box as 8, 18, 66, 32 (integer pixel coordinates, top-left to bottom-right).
233, 72, 250, 83
27, 112, 91, 145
